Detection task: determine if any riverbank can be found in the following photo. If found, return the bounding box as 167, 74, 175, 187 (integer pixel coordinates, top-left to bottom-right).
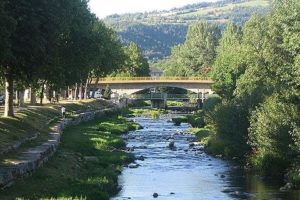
0, 113, 141, 199
0, 99, 112, 154
172, 110, 300, 191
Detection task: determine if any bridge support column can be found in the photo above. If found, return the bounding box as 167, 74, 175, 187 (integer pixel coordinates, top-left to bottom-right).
151, 99, 166, 109
197, 98, 203, 109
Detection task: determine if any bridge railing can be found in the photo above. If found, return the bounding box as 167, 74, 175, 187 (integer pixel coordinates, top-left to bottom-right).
97, 76, 211, 82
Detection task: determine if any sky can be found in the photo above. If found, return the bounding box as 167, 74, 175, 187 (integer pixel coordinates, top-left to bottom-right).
88, 0, 219, 19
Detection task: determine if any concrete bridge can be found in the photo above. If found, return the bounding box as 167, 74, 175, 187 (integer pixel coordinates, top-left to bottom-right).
91, 77, 213, 96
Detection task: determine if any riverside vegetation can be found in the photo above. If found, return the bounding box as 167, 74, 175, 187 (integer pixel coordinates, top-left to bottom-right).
0, 108, 141, 200
171, 0, 300, 189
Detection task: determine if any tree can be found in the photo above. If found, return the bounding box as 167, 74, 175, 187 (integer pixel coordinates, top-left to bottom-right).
0, 1, 15, 114
90, 20, 126, 98
157, 21, 221, 76
248, 93, 300, 176
234, 15, 276, 109
212, 22, 243, 99
207, 0, 300, 179
1, 0, 57, 116
123, 43, 149, 76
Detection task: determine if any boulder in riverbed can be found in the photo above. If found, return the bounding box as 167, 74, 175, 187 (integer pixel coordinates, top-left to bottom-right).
280, 182, 293, 191
137, 155, 145, 161
128, 163, 140, 168
168, 141, 175, 149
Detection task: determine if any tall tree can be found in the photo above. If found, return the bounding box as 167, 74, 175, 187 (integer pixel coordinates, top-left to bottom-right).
212, 22, 243, 99
0, 0, 15, 116
158, 21, 221, 76
1, 0, 55, 116
90, 20, 126, 98
123, 43, 149, 76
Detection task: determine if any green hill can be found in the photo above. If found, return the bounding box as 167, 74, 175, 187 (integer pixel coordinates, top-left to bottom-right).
104, 0, 272, 61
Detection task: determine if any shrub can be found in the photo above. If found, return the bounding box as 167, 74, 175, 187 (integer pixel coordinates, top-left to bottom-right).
248, 94, 300, 176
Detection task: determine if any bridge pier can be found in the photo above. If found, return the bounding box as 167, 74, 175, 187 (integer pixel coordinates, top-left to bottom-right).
151, 99, 167, 109
150, 92, 167, 109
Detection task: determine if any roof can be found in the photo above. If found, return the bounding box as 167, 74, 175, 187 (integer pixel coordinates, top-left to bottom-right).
149, 66, 163, 73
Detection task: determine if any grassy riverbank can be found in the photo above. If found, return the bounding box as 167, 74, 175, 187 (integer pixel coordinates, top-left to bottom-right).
0, 114, 141, 200
0, 100, 111, 151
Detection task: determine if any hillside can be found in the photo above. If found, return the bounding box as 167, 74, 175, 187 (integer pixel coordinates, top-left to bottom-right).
104, 0, 272, 61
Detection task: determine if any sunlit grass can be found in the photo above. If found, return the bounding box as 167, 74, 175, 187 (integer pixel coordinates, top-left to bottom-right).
0, 115, 140, 200
0, 100, 111, 167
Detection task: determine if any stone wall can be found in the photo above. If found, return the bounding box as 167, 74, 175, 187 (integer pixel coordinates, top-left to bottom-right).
0, 105, 119, 188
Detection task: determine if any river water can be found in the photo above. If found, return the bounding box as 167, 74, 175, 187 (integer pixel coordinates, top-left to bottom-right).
111, 114, 299, 200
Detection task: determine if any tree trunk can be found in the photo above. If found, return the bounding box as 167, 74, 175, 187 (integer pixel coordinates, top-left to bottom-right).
30, 85, 36, 105
19, 89, 25, 107
71, 88, 75, 100
91, 77, 99, 98
55, 90, 59, 103
67, 86, 70, 99
45, 84, 50, 103
60, 88, 66, 99
4, 73, 14, 117
40, 82, 45, 105
84, 78, 89, 99
75, 83, 78, 100
79, 82, 83, 100
16, 90, 19, 106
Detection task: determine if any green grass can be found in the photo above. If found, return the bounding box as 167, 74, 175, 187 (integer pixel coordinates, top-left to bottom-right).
189, 127, 212, 144
0, 100, 110, 151
129, 108, 168, 118
0, 115, 140, 200
167, 101, 184, 107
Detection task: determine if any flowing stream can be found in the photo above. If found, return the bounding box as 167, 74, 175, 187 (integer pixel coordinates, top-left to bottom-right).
111, 114, 299, 200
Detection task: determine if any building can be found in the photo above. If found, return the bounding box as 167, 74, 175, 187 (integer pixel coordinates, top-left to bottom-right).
149, 67, 164, 77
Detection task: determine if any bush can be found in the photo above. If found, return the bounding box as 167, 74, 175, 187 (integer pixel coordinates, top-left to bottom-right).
190, 127, 213, 144
248, 94, 300, 176
249, 152, 289, 176
203, 94, 222, 113
206, 101, 250, 157
186, 111, 205, 128
172, 117, 188, 126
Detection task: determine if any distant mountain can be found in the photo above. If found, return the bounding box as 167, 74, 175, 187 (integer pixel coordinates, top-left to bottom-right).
104, 0, 272, 61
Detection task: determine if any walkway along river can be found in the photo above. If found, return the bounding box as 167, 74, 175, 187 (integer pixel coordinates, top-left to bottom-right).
112, 114, 299, 200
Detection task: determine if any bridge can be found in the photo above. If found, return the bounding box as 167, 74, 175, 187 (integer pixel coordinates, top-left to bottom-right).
131, 93, 199, 100
91, 77, 213, 96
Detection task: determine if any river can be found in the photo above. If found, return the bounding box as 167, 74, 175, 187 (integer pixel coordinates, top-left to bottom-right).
111, 114, 299, 200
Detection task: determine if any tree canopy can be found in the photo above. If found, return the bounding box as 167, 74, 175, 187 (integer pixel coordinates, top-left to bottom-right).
157, 21, 221, 77
0, 0, 127, 116
207, 0, 300, 180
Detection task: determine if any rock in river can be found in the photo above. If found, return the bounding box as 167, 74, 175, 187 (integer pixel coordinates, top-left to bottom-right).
128, 163, 140, 168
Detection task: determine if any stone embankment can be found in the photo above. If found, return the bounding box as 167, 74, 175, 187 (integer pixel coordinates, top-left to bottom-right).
0, 106, 119, 188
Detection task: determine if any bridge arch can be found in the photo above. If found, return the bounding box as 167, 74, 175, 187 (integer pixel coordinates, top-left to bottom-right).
90, 77, 213, 96
117, 85, 201, 96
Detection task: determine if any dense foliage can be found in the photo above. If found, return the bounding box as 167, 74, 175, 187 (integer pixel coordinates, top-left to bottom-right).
205, 0, 300, 183
110, 42, 149, 77
0, 0, 128, 116
156, 21, 221, 76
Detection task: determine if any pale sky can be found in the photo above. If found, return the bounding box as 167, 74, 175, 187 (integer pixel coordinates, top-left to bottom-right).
89, 0, 219, 18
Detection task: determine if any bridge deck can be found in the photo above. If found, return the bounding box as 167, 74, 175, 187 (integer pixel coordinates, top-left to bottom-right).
91, 77, 213, 84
